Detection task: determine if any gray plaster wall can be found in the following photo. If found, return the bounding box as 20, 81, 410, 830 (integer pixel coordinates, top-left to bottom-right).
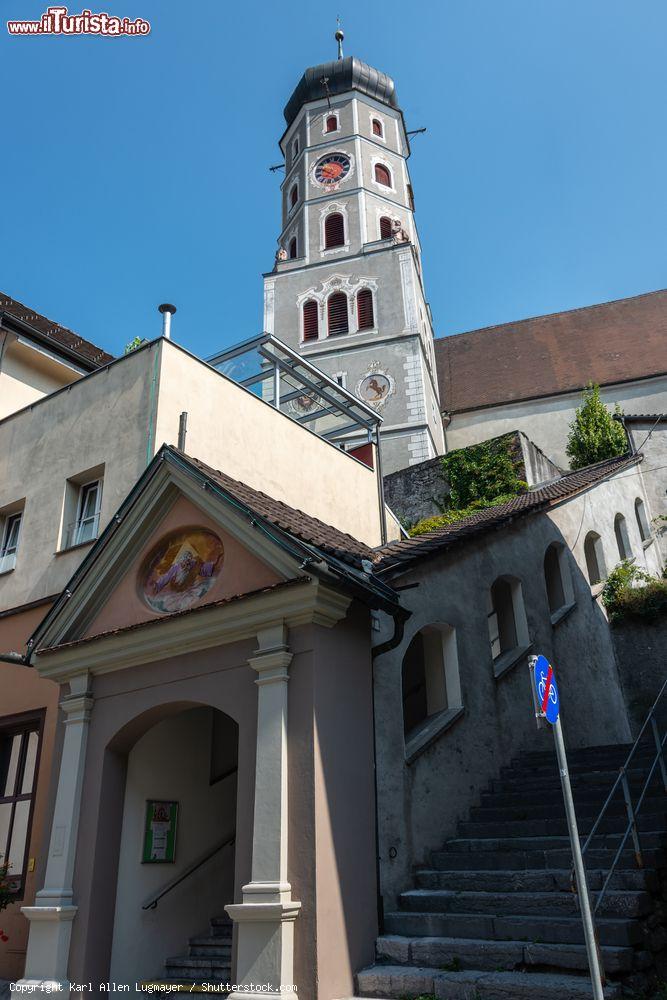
611, 613, 667, 737
627, 420, 667, 556
372, 468, 658, 909
446, 374, 667, 469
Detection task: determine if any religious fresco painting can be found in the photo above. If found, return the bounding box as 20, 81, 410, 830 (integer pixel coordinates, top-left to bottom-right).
139, 527, 224, 613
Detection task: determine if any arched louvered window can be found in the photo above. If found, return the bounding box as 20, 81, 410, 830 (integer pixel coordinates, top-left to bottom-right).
379, 216, 393, 239
328, 293, 349, 336
325, 115, 338, 133
302, 300, 319, 341
288, 237, 297, 260
290, 185, 298, 208
374, 163, 392, 187
372, 118, 383, 137
324, 212, 345, 249
357, 288, 374, 330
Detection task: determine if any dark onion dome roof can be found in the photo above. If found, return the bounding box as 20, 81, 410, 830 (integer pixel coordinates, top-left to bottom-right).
284, 56, 400, 126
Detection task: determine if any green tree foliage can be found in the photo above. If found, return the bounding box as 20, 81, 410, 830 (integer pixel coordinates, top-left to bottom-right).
566, 383, 627, 470
409, 435, 527, 537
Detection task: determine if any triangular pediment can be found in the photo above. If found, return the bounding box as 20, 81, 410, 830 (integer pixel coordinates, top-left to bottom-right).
31, 450, 310, 652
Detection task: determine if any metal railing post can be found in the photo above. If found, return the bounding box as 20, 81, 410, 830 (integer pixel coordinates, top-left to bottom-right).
620, 768, 643, 869
650, 717, 667, 793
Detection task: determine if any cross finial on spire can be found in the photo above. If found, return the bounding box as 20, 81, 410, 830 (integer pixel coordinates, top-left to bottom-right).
335, 17, 344, 60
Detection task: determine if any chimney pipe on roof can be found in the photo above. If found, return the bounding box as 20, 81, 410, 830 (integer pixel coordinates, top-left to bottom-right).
158, 303, 177, 340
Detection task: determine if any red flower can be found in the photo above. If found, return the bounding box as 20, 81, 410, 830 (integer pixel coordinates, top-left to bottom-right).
0, 931, 8, 943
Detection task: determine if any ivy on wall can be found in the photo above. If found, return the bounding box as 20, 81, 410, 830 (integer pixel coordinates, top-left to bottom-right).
409, 434, 528, 537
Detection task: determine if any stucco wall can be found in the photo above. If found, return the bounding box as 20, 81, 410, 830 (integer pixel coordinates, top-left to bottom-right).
154, 341, 387, 546
627, 421, 667, 557
0, 339, 79, 422
0, 345, 157, 612
0, 604, 59, 981
372, 467, 657, 909
109, 706, 238, 986
446, 374, 667, 468
85, 495, 281, 639
611, 614, 667, 737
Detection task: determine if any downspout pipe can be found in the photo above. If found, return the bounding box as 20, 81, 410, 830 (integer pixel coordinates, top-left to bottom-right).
369, 603, 411, 936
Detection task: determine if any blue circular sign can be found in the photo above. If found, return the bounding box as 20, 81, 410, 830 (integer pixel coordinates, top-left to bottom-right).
533, 654, 560, 725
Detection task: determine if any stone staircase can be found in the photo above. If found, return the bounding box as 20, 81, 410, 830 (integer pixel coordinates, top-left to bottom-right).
357, 742, 667, 999
160, 915, 233, 988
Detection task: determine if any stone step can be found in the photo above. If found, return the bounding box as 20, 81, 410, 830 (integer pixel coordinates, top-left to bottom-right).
431, 845, 664, 871
209, 917, 233, 938
375, 933, 637, 974
443, 830, 666, 853
164, 957, 231, 983
492, 769, 663, 795
469, 797, 666, 823
356, 964, 623, 999
483, 780, 665, 807
384, 910, 642, 946
188, 935, 233, 958
398, 887, 651, 918
415, 867, 653, 894
458, 811, 666, 838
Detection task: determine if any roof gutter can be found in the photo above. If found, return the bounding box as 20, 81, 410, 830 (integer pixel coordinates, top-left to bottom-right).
0, 312, 103, 372
0, 651, 32, 666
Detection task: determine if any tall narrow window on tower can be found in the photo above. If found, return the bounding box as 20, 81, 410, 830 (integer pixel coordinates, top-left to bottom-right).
372, 118, 384, 137
324, 212, 345, 249
302, 300, 319, 341
289, 184, 298, 208
357, 289, 375, 330
288, 237, 297, 259
327, 293, 349, 336
374, 164, 392, 187
325, 115, 338, 133
379, 216, 393, 240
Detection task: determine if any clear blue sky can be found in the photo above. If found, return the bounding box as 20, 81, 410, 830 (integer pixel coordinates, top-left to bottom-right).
1, 0, 666, 359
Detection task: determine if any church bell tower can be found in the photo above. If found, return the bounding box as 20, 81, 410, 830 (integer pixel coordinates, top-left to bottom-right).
263, 31, 444, 475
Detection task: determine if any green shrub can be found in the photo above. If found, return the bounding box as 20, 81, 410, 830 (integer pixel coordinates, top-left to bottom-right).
601, 561, 667, 623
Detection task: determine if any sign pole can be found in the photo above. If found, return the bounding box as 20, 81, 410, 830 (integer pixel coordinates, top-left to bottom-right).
552, 715, 605, 1000
528, 655, 605, 1000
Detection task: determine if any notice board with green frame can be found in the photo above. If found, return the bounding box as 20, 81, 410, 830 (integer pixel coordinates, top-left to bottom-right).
142, 800, 178, 863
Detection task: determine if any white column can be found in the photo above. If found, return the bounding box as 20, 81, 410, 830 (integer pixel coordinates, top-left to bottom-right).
19, 673, 93, 997
226, 624, 300, 999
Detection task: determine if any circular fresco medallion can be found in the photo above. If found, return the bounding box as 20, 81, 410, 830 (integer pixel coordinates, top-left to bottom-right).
139, 528, 224, 614
358, 372, 392, 406
290, 393, 318, 416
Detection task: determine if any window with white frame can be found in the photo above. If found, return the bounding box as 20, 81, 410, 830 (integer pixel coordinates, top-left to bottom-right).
61, 469, 104, 550
401, 624, 462, 741
0, 512, 22, 574
371, 117, 384, 139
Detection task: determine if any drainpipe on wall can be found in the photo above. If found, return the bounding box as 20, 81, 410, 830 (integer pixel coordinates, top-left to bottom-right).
0, 651, 31, 666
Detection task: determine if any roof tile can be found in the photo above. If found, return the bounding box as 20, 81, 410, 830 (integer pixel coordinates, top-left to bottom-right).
0, 291, 113, 368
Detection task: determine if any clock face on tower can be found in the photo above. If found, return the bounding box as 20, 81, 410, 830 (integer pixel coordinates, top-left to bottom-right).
313, 153, 351, 188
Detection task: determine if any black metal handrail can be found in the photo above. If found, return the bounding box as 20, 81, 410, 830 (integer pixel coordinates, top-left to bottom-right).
142, 833, 235, 910
580, 676, 667, 914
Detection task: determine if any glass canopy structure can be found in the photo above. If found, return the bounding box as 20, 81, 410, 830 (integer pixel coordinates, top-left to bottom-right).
207, 334, 383, 452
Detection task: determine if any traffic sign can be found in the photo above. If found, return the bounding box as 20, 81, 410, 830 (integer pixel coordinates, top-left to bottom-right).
533, 654, 560, 725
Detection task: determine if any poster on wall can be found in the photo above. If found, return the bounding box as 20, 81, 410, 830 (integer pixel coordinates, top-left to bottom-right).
142, 800, 178, 863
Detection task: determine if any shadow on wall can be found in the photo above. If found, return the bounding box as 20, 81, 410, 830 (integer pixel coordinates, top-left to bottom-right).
611, 615, 667, 738
373, 517, 636, 912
